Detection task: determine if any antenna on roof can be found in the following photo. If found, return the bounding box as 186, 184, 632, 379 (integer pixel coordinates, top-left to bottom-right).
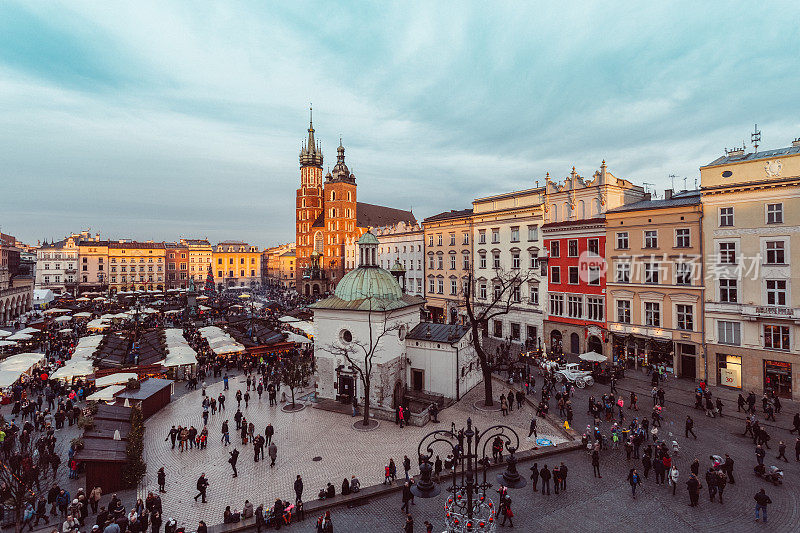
751, 123, 761, 152
669, 174, 676, 190
643, 182, 655, 198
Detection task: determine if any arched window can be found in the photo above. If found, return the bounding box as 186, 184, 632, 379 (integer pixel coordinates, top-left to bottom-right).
348, 191, 352, 201
314, 232, 323, 254
579, 200, 586, 219
592, 198, 601, 216
551, 204, 558, 222
563, 202, 571, 220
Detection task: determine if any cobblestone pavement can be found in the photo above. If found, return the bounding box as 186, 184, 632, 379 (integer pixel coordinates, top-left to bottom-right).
329, 376, 800, 533
142, 375, 565, 527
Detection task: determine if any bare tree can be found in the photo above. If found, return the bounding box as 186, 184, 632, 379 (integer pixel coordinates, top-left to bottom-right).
464, 268, 537, 406
322, 298, 402, 427
278, 349, 312, 409
0, 425, 59, 533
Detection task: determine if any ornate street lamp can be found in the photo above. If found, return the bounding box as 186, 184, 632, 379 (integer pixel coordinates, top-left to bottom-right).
413, 418, 525, 533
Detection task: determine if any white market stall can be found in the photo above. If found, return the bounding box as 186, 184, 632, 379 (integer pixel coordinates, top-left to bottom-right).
95, 372, 139, 388
197, 326, 245, 356
0, 353, 46, 389
162, 328, 198, 380
0, 330, 11, 338
86, 384, 125, 402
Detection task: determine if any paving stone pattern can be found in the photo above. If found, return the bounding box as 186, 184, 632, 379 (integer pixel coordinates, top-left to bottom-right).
142, 376, 565, 527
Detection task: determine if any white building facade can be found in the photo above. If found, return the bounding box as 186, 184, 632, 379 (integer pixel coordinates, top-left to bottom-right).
472, 187, 546, 348
374, 222, 425, 297
35, 234, 81, 294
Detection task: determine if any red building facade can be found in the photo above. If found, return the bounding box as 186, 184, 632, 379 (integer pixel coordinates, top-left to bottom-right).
543, 218, 607, 357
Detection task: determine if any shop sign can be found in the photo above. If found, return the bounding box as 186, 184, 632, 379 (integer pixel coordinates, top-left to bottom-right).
720, 367, 741, 388
766, 360, 791, 369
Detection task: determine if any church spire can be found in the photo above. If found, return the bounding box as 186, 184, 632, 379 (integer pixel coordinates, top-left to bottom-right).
299, 105, 323, 168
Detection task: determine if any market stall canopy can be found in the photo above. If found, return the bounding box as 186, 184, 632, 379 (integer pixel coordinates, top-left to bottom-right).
0, 353, 45, 388
290, 320, 314, 338
95, 372, 138, 387
33, 289, 54, 306
54, 315, 72, 323
0, 330, 11, 338
284, 332, 312, 344
163, 345, 198, 367
59, 328, 73, 334
196, 295, 209, 300
76, 297, 91, 302
0, 340, 16, 347
43, 308, 70, 315
51, 359, 95, 380
87, 320, 110, 330
579, 351, 607, 363
87, 384, 125, 401
278, 316, 299, 323
19, 327, 40, 335
93, 297, 107, 302
199, 305, 211, 311
6, 333, 32, 341
73, 312, 92, 318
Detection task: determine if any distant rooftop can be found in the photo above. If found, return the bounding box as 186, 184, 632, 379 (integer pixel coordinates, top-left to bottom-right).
606, 190, 701, 213
407, 322, 470, 343
702, 144, 800, 168
423, 208, 474, 223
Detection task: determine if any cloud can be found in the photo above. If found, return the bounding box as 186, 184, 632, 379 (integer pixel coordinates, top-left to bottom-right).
1, 0, 799, 247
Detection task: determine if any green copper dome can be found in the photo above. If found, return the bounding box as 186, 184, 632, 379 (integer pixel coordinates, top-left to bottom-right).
358, 232, 380, 245
334, 266, 402, 301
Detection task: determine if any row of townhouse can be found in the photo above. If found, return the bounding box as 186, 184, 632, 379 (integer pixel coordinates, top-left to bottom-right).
35, 236, 262, 295
415, 138, 800, 400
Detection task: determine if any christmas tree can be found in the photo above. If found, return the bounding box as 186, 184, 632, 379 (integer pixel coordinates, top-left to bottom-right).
204, 263, 216, 294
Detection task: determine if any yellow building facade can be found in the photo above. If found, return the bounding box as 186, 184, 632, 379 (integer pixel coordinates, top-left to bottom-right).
108, 241, 166, 293
702, 141, 800, 399
606, 191, 705, 379
212, 241, 262, 290
422, 209, 473, 323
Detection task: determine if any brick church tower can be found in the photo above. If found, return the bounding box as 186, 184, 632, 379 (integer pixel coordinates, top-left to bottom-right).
295, 108, 324, 288
322, 140, 358, 283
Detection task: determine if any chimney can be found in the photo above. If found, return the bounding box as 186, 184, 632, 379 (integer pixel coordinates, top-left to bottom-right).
793, 138, 800, 147
664, 189, 673, 200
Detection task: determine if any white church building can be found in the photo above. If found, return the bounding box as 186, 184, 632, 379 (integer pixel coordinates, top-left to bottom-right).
312, 232, 480, 418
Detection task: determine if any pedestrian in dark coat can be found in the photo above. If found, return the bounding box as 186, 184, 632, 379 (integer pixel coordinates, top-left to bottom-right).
294, 475, 304, 503
539, 465, 551, 495
529, 462, 539, 490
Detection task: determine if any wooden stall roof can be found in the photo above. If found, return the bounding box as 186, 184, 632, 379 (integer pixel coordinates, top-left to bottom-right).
74, 437, 128, 463
93, 404, 132, 422
114, 378, 172, 401
83, 418, 131, 440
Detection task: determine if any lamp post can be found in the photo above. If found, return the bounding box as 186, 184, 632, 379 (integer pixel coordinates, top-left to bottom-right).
413, 418, 525, 532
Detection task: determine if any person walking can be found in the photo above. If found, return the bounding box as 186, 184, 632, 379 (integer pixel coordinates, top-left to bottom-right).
221, 420, 230, 446
723, 454, 735, 484
157, 467, 166, 493
591, 449, 601, 478
528, 417, 537, 439
403, 456, 411, 481
685, 416, 697, 439
404, 514, 414, 533
754, 489, 771, 523
529, 462, 539, 491
194, 474, 208, 503
294, 475, 303, 504
686, 473, 701, 507
539, 464, 551, 495
499, 495, 513, 527
627, 468, 641, 499
265, 424, 274, 446
228, 449, 239, 477
268, 441, 278, 467
777, 441, 789, 462
668, 464, 679, 496
716, 470, 727, 504
400, 482, 413, 513
755, 445, 765, 466
705, 467, 718, 502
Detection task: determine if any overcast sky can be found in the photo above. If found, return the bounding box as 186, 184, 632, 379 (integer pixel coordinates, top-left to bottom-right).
1, 1, 798, 248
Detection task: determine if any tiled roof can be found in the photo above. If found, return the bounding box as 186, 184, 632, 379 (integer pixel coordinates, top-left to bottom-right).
423, 208, 473, 223
407, 322, 470, 343
702, 145, 800, 168
311, 293, 424, 312
606, 190, 701, 213
357, 202, 416, 228
108, 242, 166, 249
541, 217, 605, 229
